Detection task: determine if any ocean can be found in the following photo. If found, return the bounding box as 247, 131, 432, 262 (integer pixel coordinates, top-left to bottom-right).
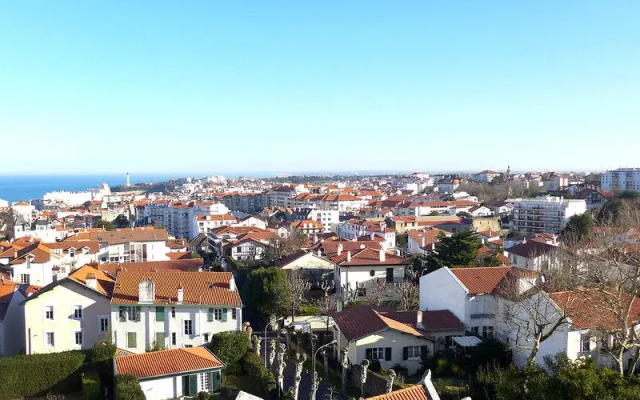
0, 174, 178, 203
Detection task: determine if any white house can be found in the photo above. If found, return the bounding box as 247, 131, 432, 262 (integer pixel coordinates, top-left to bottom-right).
22, 265, 115, 354
115, 347, 225, 399
331, 305, 435, 375
407, 228, 446, 256
0, 279, 26, 356
194, 214, 237, 237
110, 270, 242, 354
72, 228, 172, 264
43, 240, 99, 271
233, 215, 267, 230
506, 240, 559, 271
468, 206, 493, 217
0, 238, 60, 286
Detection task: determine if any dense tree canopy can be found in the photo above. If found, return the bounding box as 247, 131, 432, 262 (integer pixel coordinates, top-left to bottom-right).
93, 219, 114, 230
425, 230, 481, 272
563, 212, 594, 243
241, 267, 291, 321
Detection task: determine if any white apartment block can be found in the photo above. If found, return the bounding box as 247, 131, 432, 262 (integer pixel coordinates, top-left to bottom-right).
601, 168, 640, 192
111, 270, 242, 354
512, 196, 586, 234
144, 201, 230, 239
73, 228, 172, 264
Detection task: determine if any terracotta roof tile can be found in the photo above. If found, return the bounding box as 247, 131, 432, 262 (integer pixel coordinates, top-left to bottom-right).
69, 265, 115, 296
115, 347, 224, 379
94, 259, 204, 277
364, 384, 428, 400
549, 289, 640, 330
331, 305, 427, 341
451, 266, 512, 295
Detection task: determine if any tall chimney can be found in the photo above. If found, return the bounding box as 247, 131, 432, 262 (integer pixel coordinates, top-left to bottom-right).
229, 276, 236, 291
416, 310, 424, 329
347, 251, 351, 262
86, 273, 98, 290
379, 249, 385, 262
177, 284, 184, 304
337, 243, 343, 256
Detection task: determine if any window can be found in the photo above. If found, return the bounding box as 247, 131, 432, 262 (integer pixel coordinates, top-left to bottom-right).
46, 332, 55, 347
444, 335, 453, 347
20, 274, 30, 284
580, 335, 591, 353
232, 308, 237, 320
404, 346, 421, 360
185, 344, 193, 348
482, 326, 494, 338
214, 308, 222, 321
156, 307, 165, 322
369, 270, 375, 277
45, 305, 54, 320
184, 320, 193, 335
75, 331, 83, 345
171, 307, 176, 318
204, 333, 209, 342
172, 332, 177, 345
127, 332, 137, 348
99, 317, 109, 332
365, 347, 387, 361
69, 248, 75, 258
470, 326, 479, 335
73, 305, 83, 320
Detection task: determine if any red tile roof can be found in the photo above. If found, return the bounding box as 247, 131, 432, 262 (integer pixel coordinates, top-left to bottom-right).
93, 259, 204, 277
364, 384, 428, 400
331, 305, 427, 341
111, 270, 241, 306
549, 289, 640, 330
69, 265, 115, 296
329, 247, 409, 266
115, 347, 224, 379
451, 266, 512, 295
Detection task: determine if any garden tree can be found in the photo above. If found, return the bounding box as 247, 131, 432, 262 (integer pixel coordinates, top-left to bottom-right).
113, 214, 130, 228
497, 266, 576, 368
262, 231, 308, 265
393, 280, 419, 311
456, 211, 472, 218
597, 197, 640, 226
565, 203, 640, 376
366, 278, 388, 306
563, 212, 594, 243
207, 331, 251, 374
287, 269, 311, 322
475, 254, 504, 267
425, 230, 481, 272
428, 211, 441, 216
93, 219, 114, 230
396, 233, 408, 254
0, 209, 15, 240
316, 288, 338, 331
241, 267, 291, 321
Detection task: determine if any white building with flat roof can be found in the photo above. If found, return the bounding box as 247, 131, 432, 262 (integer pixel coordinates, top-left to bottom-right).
512, 196, 586, 234
601, 168, 640, 192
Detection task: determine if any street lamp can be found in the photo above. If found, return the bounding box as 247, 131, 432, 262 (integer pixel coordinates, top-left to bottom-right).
263, 319, 278, 367
313, 339, 337, 387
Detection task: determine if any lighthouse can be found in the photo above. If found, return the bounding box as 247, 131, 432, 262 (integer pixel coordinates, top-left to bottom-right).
126, 172, 131, 187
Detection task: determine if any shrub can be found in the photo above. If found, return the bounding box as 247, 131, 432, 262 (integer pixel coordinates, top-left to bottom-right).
345, 300, 367, 308
208, 331, 251, 374
82, 371, 101, 400
0, 350, 86, 399
115, 374, 145, 400
299, 303, 318, 315
368, 359, 382, 373
242, 352, 276, 398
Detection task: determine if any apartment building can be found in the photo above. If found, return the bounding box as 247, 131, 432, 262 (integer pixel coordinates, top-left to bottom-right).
601, 168, 640, 192
144, 201, 230, 239
71, 228, 172, 264
110, 270, 242, 354
511, 196, 586, 234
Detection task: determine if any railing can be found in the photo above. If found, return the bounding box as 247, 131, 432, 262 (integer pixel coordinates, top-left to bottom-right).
470, 313, 495, 319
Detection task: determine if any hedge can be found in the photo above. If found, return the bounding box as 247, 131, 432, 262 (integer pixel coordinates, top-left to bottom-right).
82, 371, 101, 400
0, 350, 86, 399
208, 331, 251, 374
242, 352, 276, 399
115, 374, 145, 400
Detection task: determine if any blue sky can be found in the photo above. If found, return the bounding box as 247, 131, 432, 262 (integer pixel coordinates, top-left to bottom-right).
1, 1, 638, 175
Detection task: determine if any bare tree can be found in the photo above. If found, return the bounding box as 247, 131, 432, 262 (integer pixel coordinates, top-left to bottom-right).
366, 278, 388, 306
316, 280, 337, 331
394, 280, 419, 311
288, 270, 311, 322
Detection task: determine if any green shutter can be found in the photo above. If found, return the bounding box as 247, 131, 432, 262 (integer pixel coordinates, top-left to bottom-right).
135, 306, 141, 322
119, 306, 126, 322
207, 308, 214, 322
156, 307, 165, 322
188, 374, 198, 396
155, 332, 164, 348
182, 376, 189, 395
385, 347, 392, 361
212, 371, 221, 391
221, 307, 227, 322
403, 347, 408, 360
127, 332, 137, 348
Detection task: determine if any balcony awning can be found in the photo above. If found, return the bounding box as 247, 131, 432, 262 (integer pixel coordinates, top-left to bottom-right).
452, 336, 482, 347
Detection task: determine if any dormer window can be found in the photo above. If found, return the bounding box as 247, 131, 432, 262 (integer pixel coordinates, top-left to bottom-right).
69, 248, 75, 258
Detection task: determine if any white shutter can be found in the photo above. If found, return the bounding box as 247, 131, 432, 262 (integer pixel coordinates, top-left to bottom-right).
195, 309, 201, 336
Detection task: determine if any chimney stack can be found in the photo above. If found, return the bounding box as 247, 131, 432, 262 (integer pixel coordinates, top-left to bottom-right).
337, 243, 343, 256
379, 249, 385, 262
177, 284, 184, 304
347, 251, 351, 262
86, 273, 98, 290
416, 310, 424, 329
229, 276, 236, 291
138, 277, 155, 303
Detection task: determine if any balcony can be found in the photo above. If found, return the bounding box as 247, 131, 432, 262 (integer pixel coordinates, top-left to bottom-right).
470, 313, 495, 319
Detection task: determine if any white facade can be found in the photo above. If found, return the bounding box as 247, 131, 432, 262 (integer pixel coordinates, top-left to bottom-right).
336, 263, 405, 301
111, 304, 242, 354
97, 240, 170, 264
512, 196, 587, 234
24, 280, 111, 354
601, 168, 640, 192
0, 286, 25, 356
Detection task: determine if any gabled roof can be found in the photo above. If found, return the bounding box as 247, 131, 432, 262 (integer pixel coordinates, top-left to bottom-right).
45, 240, 100, 254
507, 241, 557, 258
380, 310, 465, 332
365, 384, 429, 400
79, 228, 169, 245
549, 289, 640, 330
450, 266, 512, 295
68, 265, 115, 296
329, 247, 409, 267
330, 305, 428, 342
111, 270, 241, 306
115, 347, 224, 379
0, 281, 19, 320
